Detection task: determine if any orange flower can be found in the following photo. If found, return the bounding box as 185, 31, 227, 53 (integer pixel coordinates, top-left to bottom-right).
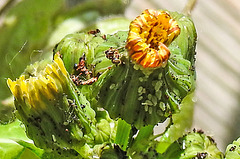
126, 9, 180, 68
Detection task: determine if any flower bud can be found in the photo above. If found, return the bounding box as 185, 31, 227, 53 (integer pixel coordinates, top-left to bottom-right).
98, 9, 197, 128
7, 54, 95, 152
161, 131, 224, 159
53, 32, 106, 75
225, 137, 240, 159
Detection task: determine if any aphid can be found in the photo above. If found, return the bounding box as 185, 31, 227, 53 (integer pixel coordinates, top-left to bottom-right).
197, 129, 204, 134
105, 47, 122, 65
229, 146, 236, 151
88, 29, 100, 35
79, 77, 98, 85
126, 9, 180, 68
75, 54, 92, 76
102, 34, 107, 40
196, 152, 208, 159
71, 54, 99, 85
207, 136, 215, 144
71, 75, 81, 85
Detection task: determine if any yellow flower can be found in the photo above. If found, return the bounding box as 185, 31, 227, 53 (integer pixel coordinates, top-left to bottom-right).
7, 53, 68, 113
7, 53, 95, 151
126, 9, 180, 68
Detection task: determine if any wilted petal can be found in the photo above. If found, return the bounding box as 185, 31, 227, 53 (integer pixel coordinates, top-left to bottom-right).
126, 9, 180, 68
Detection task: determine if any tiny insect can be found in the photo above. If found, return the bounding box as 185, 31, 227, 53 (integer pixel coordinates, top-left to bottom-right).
105, 47, 122, 65
79, 77, 98, 85
88, 29, 100, 35
102, 34, 107, 40
71, 54, 99, 85
196, 152, 208, 159
229, 146, 236, 151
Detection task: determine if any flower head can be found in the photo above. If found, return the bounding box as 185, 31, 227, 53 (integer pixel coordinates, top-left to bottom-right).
7, 53, 95, 151
7, 54, 68, 113
126, 9, 180, 68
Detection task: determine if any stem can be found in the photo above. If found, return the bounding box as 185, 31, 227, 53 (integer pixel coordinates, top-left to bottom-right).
182, 0, 197, 16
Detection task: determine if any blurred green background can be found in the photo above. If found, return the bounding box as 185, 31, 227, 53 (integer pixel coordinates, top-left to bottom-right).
0, 0, 240, 152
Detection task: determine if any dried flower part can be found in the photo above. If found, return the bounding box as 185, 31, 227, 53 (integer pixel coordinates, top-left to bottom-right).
126, 9, 180, 68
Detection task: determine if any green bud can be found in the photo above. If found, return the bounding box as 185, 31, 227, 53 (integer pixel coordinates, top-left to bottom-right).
53, 31, 115, 102
86, 111, 117, 145
225, 137, 240, 159
160, 131, 224, 159
53, 32, 106, 75
169, 11, 197, 64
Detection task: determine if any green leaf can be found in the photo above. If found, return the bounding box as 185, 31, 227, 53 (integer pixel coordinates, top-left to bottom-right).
130, 125, 154, 152
114, 119, 132, 151
128, 125, 160, 159
0, 120, 43, 159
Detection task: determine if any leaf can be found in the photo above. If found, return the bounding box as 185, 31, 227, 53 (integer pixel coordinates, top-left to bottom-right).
127, 125, 160, 159
129, 125, 154, 152
0, 120, 43, 159
114, 119, 132, 151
